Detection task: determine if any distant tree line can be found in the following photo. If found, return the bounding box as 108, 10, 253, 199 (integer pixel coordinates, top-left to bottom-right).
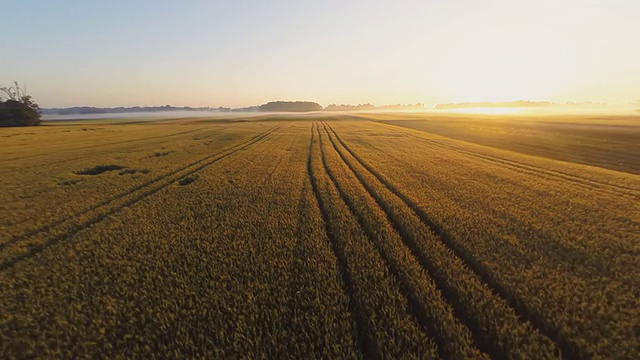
218, 106, 260, 113
259, 101, 323, 112
0, 82, 41, 127
325, 103, 376, 111
325, 103, 425, 111
37, 98, 430, 118
435, 101, 553, 109
223, 101, 425, 113
42, 105, 216, 115
376, 103, 425, 110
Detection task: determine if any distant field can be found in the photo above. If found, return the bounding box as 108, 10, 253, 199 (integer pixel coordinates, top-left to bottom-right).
366, 113, 640, 173
0, 114, 638, 358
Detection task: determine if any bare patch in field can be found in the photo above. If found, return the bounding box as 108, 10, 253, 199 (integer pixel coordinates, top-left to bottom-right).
119, 168, 151, 175
152, 150, 174, 157
74, 165, 126, 175
59, 179, 81, 186
178, 176, 198, 186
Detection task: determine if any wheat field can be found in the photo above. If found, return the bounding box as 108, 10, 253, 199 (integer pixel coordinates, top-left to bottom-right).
1, 114, 638, 359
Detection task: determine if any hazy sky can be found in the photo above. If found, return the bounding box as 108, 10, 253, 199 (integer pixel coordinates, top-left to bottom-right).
2, 0, 639, 108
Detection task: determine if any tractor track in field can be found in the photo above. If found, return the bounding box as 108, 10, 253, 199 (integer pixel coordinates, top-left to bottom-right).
323, 121, 585, 359
2, 126, 278, 247
339, 122, 636, 282
21, 128, 216, 171
306, 123, 379, 360
8, 126, 235, 178
315, 123, 488, 359
375, 122, 638, 199
331, 126, 634, 281
258, 132, 295, 190
2, 126, 209, 165
0, 126, 280, 271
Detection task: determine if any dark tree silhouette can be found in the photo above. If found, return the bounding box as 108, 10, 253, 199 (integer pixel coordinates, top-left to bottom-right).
258, 101, 322, 112
0, 82, 41, 127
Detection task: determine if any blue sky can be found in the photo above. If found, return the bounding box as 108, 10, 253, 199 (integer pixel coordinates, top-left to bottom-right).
2, 0, 639, 107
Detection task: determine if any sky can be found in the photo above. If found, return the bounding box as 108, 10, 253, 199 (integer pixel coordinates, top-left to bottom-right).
1, 0, 639, 108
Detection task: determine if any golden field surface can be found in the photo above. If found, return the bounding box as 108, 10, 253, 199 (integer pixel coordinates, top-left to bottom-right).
0, 114, 638, 359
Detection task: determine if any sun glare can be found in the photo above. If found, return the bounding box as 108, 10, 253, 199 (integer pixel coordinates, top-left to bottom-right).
443, 107, 524, 115
428, 3, 580, 104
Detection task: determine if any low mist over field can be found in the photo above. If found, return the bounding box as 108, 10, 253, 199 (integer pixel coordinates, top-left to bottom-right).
1, 1, 638, 359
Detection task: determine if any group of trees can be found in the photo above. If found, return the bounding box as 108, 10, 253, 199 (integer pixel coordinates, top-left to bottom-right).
0, 82, 41, 127
324, 103, 376, 111
258, 101, 323, 112
324, 103, 425, 111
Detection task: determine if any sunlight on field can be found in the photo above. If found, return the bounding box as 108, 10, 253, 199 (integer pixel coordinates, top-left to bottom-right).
3, 0, 640, 357
0, 114, 638, 358
442, 107, 524, 115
